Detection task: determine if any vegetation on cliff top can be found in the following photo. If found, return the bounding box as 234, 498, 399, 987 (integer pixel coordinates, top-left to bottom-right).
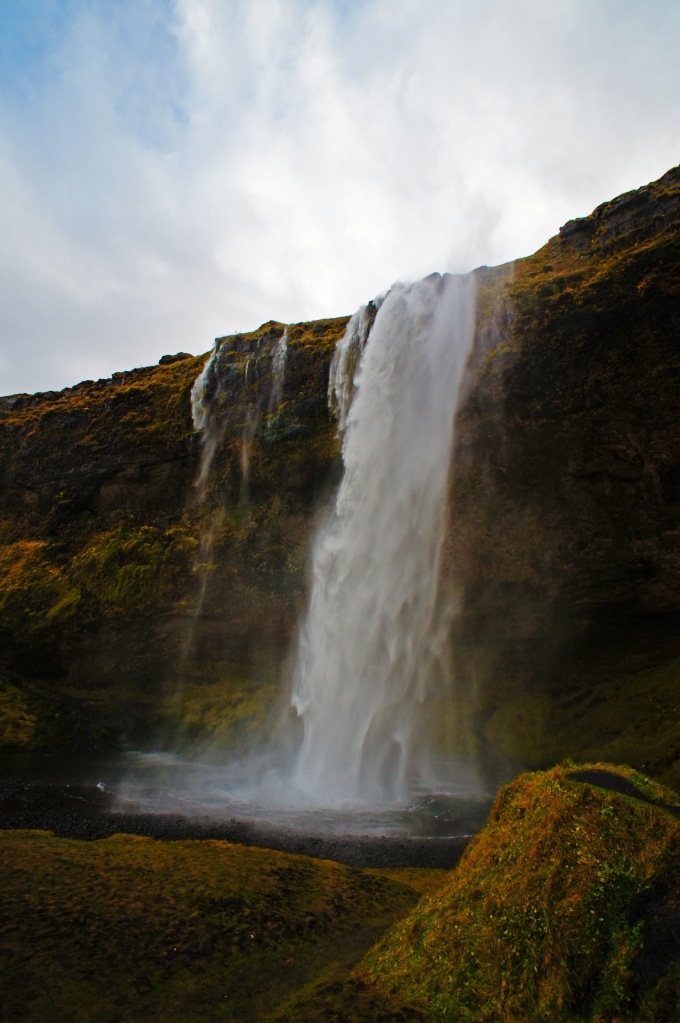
0, 351, 204, 452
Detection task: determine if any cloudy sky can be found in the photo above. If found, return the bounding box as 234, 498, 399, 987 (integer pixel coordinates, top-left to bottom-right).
1, 0, 678, 396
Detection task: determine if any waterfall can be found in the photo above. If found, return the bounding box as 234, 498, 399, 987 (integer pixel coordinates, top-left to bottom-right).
190, 343, 222, 503
191, 327, 289, 503
267, 328, 289, 418
328, 302, 379, 430
288, 272, 476, 805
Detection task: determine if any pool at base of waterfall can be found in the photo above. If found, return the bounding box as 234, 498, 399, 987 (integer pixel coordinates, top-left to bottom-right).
0, 749, 495, 849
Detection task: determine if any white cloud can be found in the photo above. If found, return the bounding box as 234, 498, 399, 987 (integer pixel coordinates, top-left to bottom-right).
0, 0, 679, 394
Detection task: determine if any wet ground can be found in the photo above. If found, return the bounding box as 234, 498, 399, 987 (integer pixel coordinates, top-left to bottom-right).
0, 751, 495, 868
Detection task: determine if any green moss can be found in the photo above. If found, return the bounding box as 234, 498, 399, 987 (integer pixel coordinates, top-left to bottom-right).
480, 659, 680, 792
0, 673, 123, 751
0, 829, 420, 1023
0, 539, 80, 641
0, 676, 37, 747
357, 763, 680, 1022
286, 316, 349, 353
1, 354, 205, 448
483, 693, 556, 765
556, 660, 680, 789
151, 661, 279, 748
71, 523, 198, 617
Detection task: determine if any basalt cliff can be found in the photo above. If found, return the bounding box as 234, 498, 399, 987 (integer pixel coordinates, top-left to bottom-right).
1, 165, 679, 787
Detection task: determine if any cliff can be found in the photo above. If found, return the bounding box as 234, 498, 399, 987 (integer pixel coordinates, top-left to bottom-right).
0, 319, 346, 748
450, 165, 680, 786
1, 166, 679, 782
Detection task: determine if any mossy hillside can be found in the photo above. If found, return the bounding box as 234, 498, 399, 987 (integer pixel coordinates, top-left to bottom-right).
354, 763, 680, 1023
71, 523, 198, 616
0, 522, 201, 736
0, 829, 424, 1023
0, 350, 209, 701
40, 660, 278, 754
0, 673, 124, 751
0, 536, 80, 640
0, 676, 37, 747
450, 166, 680, 773
0, 525, 280, 750
138, 660, 279, 750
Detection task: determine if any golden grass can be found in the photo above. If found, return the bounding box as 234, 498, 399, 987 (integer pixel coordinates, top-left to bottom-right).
0, 829, 421, 1023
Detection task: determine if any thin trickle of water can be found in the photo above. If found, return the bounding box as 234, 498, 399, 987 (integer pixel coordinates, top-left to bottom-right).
190, 343, 222, 502
187, 327, 290, 643
289, 273, 476, 805
328, 303, 379, 431
191, 328, 289, 504
268, 328, 288, 419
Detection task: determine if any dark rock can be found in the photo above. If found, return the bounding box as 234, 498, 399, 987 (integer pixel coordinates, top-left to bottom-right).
448, 164, 680, 783
158, 352, 192, 365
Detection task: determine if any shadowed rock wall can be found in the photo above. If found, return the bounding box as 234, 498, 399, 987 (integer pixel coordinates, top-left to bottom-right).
449, 166, 680, 783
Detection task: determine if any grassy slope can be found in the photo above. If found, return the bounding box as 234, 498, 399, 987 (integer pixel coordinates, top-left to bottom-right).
0, 829, 434, 1023
357, 763, 680, 1022
3, 766, 680, 1022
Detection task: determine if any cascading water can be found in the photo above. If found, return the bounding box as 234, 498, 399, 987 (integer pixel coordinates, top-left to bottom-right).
114, 277, 490, 841
288, 272, 476, 805
327, 301, 379, 429
268, 328, 288, 418
191, 326, 289, 501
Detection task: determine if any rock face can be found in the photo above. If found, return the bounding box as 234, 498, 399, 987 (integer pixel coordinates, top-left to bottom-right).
1, 166, 679, 779
0, 320, 346, 747
449, 165, 680, 785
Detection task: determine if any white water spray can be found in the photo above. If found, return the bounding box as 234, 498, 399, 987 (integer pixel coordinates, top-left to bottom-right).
289, 273, 476, 805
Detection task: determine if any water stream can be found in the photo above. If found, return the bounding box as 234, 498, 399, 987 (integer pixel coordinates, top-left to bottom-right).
94, 272, 486, 840
288, 272, 477, 804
